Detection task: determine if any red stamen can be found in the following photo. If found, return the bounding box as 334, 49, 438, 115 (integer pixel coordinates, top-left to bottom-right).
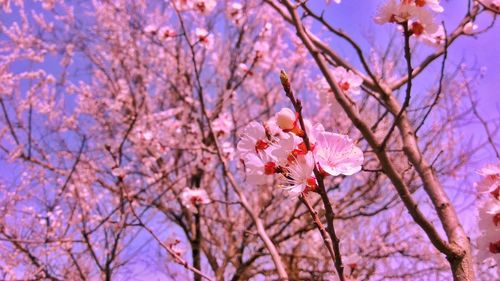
196, 3, 206, 12
411, 22, 424, 36
415, 0, 426, 7
493, 213, 500, 227
264, 162, 277, 175
255, 139, 269, 151
489, 240, 500, 254
287, 149, 299, 163
491, 187, 500, 200
340, 81, 350, 91
303, 177, 318, 194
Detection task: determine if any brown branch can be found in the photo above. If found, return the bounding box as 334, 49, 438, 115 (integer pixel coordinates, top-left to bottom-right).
299, 194, 337, 264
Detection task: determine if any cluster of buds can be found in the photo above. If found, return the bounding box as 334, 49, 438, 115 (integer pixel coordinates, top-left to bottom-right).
476, 163, 500, 267
237, 107, 364, 197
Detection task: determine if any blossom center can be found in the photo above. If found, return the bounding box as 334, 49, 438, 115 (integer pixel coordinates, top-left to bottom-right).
264, 162, 277, 175
493, 213, 500, 227
303, 177, 318, 194
415, 0, 426, 7
190, 196, 202, 205
255, 139, 269, 151
492, 187, 500, 200
340, 81, 350, 91
489, 240, 500, 254
411, 22, 424, 36
196, 3, 206, 12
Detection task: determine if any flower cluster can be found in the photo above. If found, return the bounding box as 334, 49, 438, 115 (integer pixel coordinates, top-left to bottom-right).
375, 0, 444, 45
237, 107, 364, 197
315, 66, 363, 105
475, 163, 500, 268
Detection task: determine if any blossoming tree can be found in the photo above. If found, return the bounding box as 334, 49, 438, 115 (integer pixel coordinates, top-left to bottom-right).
0, 0, 498, 280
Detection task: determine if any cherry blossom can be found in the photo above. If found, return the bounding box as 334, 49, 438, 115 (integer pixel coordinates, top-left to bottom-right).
195, 28, 213, 49
479, 0, 500, 12
236, 121, 269, 155
374, 0, 414, 25
227, 2, 244, 26
476, 163, 500, 270
193, 0, 216, 14
238, 107, 362, 197
158, 26, 177, 41
414, 0, 444, 13
165, 236, 187, 258
477, 198, 500, 267
181, 188, 211, 213
419, 24, 445, 46
375, 0, 440, 38
212, 112, 233, 137
331, 66, 363, 95
314, 132, 364, 176
278, 152, 317, 196
244, 152, 278, 185
476, 163, 500, 195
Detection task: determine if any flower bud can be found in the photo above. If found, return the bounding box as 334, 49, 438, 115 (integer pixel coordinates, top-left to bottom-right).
280, 70, 290, 91
276, 108, 296, 130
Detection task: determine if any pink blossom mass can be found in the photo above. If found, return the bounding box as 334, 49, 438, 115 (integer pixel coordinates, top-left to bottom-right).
0, 0, 498, 280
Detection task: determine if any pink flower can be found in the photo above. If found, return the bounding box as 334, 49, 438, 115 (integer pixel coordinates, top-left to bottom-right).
237, 63, 253, 76
331, 66, 363, 95
476, 163, 500, 195
414, 0, 444, 13
479, 0, 500, 12
374, 0, 412, 24
174, 0, 193, 10
164, 236, 186, 258
278, 152, 317, 196
212, 113, 233, 137
314, 132, 364, 176
228, 2, 244, 25
144, 24, 158, 35
194, 0, 216, 14
158, 26, 177, 41
195, 28, 213, 49
237, 121, 269, 155
419, 25, 445, 46
375, 0, 440, 35
477, 198, 500, 265
409, 7, 439, 36
181, 188, 210, 213
254, 41, 270, 59
269, 134, 301, 163
243, 152, 278, 185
